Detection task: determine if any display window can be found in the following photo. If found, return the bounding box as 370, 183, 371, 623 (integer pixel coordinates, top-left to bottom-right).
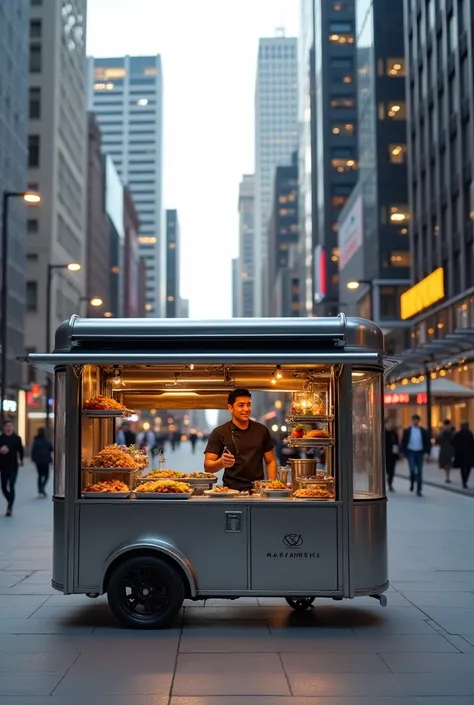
352, 370, 384, 499
53, 370, 66, 497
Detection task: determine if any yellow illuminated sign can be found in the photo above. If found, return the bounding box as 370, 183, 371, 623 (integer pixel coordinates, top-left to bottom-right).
400, 267, 444, 320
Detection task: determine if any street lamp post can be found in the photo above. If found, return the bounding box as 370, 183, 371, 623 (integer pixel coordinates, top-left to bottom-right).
45, 262, 81, 433
1, 190, 41, 424
346, 279, 374, 321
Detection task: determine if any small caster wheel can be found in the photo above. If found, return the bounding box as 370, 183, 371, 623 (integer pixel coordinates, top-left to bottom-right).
379, 594, 387, 607
285, 596, 315, 611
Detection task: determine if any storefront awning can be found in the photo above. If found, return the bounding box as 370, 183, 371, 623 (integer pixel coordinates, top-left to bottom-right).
388, 378, 474, 398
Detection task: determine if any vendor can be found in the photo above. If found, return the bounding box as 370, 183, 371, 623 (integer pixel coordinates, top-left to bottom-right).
204, 388, 277, 490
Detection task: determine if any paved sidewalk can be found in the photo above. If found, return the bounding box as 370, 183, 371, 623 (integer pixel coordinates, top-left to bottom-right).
395, 458, 474, 497
0, 452, 473, 703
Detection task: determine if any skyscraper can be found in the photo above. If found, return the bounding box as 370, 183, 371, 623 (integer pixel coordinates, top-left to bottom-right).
0, 0, 29, 401
86, 55, 164, 316
237, 174, 256, 317
26, 0, 87, 355
254, 35, 298, 316
165, 209, 180, 318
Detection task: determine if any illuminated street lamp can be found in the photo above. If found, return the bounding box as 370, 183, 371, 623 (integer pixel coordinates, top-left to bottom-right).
1, 190, 42, 423
346, 279, 373, 320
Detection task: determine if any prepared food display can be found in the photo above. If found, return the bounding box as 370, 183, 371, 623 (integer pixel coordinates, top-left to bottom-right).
204, 487, 240, 497
293, 487, 333, 499
135, 480, 193, 499
85, 445, 137, 469
263, 480, 287, 490
143, 469, 185, 479
83, 396, 133, 416
182, 472, 215, 479
83, 480, 130, 497
290, 425, 329, 439
119, 445, 149, 470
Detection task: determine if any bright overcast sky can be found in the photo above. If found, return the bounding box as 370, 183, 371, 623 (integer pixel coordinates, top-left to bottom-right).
87, 0, 299, 319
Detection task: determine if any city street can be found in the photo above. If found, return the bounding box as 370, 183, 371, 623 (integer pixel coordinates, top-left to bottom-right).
0, 445, 473, 704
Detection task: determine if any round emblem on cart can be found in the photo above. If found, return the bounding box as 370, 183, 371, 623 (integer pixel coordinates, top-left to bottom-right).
283, 534, 303, 548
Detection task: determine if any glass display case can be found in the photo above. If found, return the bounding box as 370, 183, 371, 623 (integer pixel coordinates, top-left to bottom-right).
352, 370, 384, 498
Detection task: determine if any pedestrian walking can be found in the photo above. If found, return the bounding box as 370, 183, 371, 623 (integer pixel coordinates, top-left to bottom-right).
400, 414, 431, 496
384, 418, 399, 492
436, 419, 455, 483
452, 421, 474, 489
0, 420, 24, 516
31, 427, 53, 498
116, 422, 136, 447
189, 431, 198, 454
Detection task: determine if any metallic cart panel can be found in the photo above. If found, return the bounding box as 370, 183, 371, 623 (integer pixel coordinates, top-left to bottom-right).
353, 499, 388, 593
249, 505, 339, 592
52, 499, 65, 590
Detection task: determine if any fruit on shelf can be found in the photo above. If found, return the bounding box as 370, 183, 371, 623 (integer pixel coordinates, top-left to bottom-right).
304, 428, 329, 439
291, 424, 310, 439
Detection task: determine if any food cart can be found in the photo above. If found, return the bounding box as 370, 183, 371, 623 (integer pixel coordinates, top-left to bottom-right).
28, 314, 394, 629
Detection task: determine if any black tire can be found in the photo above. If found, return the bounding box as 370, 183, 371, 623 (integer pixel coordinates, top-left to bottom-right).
107, 554, 185, 629
285, 596, 315, 611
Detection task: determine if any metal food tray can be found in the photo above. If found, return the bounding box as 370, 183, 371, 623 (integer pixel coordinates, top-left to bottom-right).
182, 476, 217, 485
82, 491, 131, 498
286, 415, 333, 423
82, 409, 133, 418
136, 474, 186, 482
264, 489, 292, 498
292, 494, 334, 501
134, 492, 193, 500
285, 437, 334, 448
204, 489, 240, 498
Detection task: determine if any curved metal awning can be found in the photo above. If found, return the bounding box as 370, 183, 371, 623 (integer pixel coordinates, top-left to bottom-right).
387, 378, 474, 398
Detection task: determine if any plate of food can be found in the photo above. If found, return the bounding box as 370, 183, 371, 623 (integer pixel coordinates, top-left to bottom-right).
181, 472, 217, 484
83, 445, 138, 471
134, 480, 193, 499
262, 480, 292, 497
293, 487, 333, 500
139, 469, 185, 480
204, 487, 240, 498
82, 480, 130, 498
83, 396, 134, 417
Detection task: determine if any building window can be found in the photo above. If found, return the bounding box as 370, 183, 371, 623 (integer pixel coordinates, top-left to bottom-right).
29, 19, 41, 38
27, 219, 38, 234
331, 195, 348, 208
332, 122, 355, 136
29, 86, 40, 119
388, 144, 407, 163
331, 248, 340, 263
28, 135, 40, 168
379, 101, 406, 119
388, 251, 411, 267
329, 22, 354, 44
331, 147, 357, 172
26, 282, 38, 312
330, 96, 355, 108
387, 58, 405, 77
29, 44, 42, 72
332, 2, 352, 10
138, 236, 157, 245
448, 11, 458, 53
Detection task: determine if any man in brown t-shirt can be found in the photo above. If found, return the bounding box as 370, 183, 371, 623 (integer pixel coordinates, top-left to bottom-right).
204, 388, 277, 491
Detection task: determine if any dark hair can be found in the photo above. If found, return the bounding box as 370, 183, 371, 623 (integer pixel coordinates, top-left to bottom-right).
228, 388, 251, 406
461, 421, 470, 430
411, 414, 421, 421
37, 427, 46, 437
443, 419, 451, 425
3, 420, 13, 427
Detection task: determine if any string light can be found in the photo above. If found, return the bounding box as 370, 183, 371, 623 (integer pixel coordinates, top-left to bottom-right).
276, 365, 283, 380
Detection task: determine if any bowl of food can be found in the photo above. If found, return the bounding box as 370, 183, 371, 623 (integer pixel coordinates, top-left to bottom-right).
262, 479, 292, 498
135, 480, 193, 499
293, 486, 333, 500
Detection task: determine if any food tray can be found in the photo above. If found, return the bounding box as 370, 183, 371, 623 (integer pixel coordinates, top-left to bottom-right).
204, 489, 240, 498
292, 495, 333, 501
286, 415, 333, 423
82, 491, 130, 498
286, 437, 334, 448
82, 467, 137, 472
182, 477, 217, 485
264, 489, 292, 498
134, 492, 193, 500
82, 409, 133, 418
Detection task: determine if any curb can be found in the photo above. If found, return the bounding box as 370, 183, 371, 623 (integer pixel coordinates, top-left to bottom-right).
396, 472, 474, 498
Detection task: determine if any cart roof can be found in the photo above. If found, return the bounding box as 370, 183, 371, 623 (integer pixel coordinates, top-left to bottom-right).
27, 314, 390, 370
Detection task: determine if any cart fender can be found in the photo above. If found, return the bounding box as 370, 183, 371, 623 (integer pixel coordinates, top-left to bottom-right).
101, 540, 198, 596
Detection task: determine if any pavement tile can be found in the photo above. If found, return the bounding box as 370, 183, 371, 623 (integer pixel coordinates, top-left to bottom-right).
0, 673, 63, 696
402, 591, 474, 608
0, 632, 180, 652
0, 573, 31, 588
379, 652, 474, 672
420, 608, 474, 635
281, 652, 391, 674
172, 653, 291, 696
414, 699, 474, 704
0, 618, 95, 634
0, 698, 168, 705
170, 699, 418, 705
0, 650, 79, 673
53, 652, 176, 696
393, 581, 474, 592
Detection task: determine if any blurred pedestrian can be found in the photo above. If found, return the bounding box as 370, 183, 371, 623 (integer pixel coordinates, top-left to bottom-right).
0, 420, 24, 516
31, 427, 53, 498
189, 431, 198, 454
116, 422, 136, 447
436, 419, 455, 484
400, 414, 431, 496
452, 421, 474, 489
384, 418, 399, 492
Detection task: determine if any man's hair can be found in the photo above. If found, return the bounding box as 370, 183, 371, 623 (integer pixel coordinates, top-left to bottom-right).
228, 388, 251, 406
3, 420, 13, 426
411, 414, 421, 421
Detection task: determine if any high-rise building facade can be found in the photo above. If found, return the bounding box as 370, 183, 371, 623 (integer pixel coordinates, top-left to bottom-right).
231, 258, 239, 317
86, 55, 164, 316
254, 35, 298, 316
237, 174, 255, 317
26, 0, 87, 358
123, 186, 142, 317
86, 113, 110, 316
0, 0, 29, 401
165, 209, 180, 318
338, 0, 410, 325
312, 0, 358, 315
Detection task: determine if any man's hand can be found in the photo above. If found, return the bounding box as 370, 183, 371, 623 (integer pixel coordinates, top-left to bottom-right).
0, 445, 9, 455
221, 451, 235, 468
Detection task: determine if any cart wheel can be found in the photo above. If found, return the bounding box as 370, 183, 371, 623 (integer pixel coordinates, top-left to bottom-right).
285, 596, 315, 611
107, 555, 185, 629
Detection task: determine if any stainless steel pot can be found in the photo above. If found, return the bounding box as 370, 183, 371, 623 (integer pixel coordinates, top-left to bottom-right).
290, 458, 317, 491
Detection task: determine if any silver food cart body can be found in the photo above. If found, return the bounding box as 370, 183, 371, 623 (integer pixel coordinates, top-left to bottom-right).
29, 314, 393, 628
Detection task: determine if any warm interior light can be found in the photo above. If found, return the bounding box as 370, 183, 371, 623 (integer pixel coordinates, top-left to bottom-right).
143, 422, 150, 431
104, 311, 114, 318
276, 365, 283, 380
67, 262, 81, 271
23, 192, 41, 204
89, 297, 103, 307
347, 281, 360, 290
145, 304, 152, 312
390, 212, 406, 221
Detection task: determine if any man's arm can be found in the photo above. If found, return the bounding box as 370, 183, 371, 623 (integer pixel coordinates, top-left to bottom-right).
17, 437, 24, 464
264, 449, 277, 480
204, 452, 225, 473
